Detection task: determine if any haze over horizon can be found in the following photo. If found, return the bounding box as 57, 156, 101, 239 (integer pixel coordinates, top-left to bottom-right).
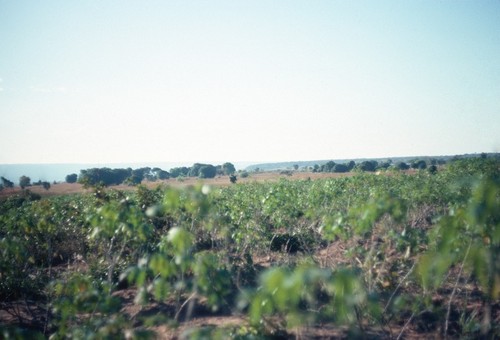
1, 1, 499, 165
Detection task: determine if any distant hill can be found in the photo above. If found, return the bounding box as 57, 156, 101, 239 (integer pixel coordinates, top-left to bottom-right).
245, 153, 499, 172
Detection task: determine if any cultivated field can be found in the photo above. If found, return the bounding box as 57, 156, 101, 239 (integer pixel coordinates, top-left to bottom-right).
1, 160, 499, 339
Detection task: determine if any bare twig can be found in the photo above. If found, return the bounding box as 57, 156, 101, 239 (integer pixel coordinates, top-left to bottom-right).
384, 262, 416, 315
107, 236, 128, 289
397, 311, 415, 340
174, 291, 197, 321
106, 235, 116, 284
1, 301, 24, 322
355, 306, 365, 333
444, 241, 471, 339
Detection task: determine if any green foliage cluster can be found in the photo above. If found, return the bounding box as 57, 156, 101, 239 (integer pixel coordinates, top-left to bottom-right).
74, 162, 236, 187
171, 162, 236, 179
313, 160, 356, 173
311, 157, 449, 174
77, 167, 170, 187
188, 163, 217, 179
19, 175, 31, 189
65, 173, 78, 183
0, 176, 51, 191
1, 176, 14, 188
1, 157, 499, 338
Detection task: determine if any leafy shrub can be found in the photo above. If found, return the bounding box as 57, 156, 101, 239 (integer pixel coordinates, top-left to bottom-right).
1, 157, 499, 338
65, 173, 78, 183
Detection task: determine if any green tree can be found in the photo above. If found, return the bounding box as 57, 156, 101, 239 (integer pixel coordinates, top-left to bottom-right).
347, 160, 356, 171
188, 163, 217, 178
170, 167, 190, 178
222, 162, 236, 175
158, 170, 170, 180
19, 175, 31, 189
198, 165, 217, 179
321, 161, 336, 172
411, 159, 427, 170
125, 172, 143, 186
79, 168, 131, 186
333, 163, 349, 173
377, 161, 392, 170
396, 162, 410, 170
152, 168, 170, 180
1, 177, 14, 188
131, 167, 151, 182
65, 173, 78, 183
357, 160, 378, 172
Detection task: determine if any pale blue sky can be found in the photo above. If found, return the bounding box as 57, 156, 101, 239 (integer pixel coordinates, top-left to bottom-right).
1, 0, 499, 164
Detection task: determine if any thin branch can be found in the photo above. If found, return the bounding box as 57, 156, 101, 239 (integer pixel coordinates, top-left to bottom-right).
106, 236, 116, 284
174, 292, 197, 322
397, 311, 415, 340
107, 236, 128, 289
444, 241, 472, 339
384, 262, 416, 315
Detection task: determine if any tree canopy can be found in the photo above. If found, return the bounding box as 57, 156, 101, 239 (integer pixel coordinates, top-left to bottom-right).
65, 173, 78, 183
222, 162, 236, 175
71, 162, 235, 186
1, 177, 14, 188
19, 176, 31, 189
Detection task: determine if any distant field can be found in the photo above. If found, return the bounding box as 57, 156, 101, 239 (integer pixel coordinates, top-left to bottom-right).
0, 171, 356, 198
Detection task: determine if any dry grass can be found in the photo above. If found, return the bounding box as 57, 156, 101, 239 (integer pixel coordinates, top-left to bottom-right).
0, 171, 355, 199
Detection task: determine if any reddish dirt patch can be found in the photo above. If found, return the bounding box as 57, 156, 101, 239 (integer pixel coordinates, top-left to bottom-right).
0, 172, 355, 199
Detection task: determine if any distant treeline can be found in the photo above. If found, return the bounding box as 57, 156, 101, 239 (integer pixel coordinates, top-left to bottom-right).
247, 152, 500, 172
310, 158, 446, 173
1, 176, 51, 191
258, 154, 500, 174
67, 162, 236, 187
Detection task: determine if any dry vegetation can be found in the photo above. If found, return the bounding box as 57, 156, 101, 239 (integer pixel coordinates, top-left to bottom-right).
0, 171, 355, 199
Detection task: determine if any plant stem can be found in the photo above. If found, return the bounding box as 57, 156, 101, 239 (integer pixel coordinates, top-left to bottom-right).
444, 240, 471, 339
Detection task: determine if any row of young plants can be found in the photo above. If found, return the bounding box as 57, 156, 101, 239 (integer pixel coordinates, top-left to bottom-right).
1, 157, 499, 338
